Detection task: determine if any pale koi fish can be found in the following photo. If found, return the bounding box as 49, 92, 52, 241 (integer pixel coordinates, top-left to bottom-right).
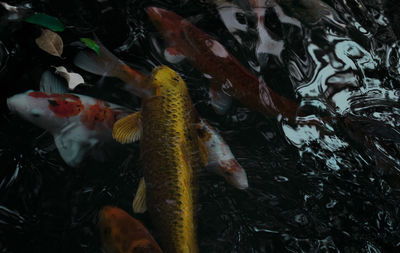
7, 89, 132, 167
197, 119, 248, 189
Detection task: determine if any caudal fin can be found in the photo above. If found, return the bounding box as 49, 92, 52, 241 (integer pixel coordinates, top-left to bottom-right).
74, 40, 150, 97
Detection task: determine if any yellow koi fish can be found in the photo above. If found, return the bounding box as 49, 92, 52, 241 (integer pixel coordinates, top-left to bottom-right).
74, 41, 249, 190
113, 66, 203, 253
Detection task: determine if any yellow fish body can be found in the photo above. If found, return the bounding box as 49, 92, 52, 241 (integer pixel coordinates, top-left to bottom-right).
142, 66, 200, 253
114, 66, 201, 253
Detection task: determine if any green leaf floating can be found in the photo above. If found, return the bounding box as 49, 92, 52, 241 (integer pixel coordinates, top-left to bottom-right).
25, 13, 65, 32
80, 38, 100, 55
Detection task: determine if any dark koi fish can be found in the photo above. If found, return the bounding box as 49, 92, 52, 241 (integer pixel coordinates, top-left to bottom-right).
146, 6, 299, 122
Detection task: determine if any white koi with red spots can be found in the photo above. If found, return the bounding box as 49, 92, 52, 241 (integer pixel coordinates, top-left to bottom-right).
7, 90, 132, 167
199, 119, 248, 189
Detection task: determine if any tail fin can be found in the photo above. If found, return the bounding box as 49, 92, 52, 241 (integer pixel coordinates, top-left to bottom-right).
74, 40, 150, 97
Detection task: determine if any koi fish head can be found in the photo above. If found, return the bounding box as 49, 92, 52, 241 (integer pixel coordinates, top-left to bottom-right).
7, 90, 82, 131
147, 6, 230, 61
150, 65, 187, 96
146, 7, 182, 45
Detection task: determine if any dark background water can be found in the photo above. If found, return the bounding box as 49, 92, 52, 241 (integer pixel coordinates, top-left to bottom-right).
1, 0, 400, 252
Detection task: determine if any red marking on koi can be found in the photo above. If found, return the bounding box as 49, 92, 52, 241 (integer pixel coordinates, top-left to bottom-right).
81, 101, 120, 130
220, 159, 241, 173
28, 92, 80, 101
29, 92, 84, 118
28, 92, 51, 98
166, 47, 181, 56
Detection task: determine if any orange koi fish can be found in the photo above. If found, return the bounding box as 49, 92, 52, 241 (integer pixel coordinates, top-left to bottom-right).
99, 206, 162, 253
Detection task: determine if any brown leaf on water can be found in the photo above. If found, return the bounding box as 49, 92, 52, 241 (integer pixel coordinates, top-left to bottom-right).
35, 29, 63, 57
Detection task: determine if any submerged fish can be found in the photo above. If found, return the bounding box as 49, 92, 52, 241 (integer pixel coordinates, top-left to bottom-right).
146, 6, 299, 122
197, 119, 248, 189
99, 206, 162, 253
113, 66, 202, 252
75, 41, 248, 189
7, 89, 131, 167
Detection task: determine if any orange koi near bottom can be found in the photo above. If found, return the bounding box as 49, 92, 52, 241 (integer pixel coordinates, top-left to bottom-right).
99, 206, 162, 253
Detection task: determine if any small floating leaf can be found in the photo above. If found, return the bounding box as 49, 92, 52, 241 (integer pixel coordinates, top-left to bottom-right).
35, 29, 63, 57
80, 38, 100, 55
54, 66, 85, 90
25, 13, 65, 32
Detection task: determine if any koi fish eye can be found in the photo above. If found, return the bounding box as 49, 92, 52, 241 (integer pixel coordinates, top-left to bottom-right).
235, 12, 247, 25
235, 12, 256, 29
30, 109, 43, 118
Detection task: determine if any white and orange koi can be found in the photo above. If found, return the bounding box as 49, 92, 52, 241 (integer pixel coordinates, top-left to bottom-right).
7, 90, 132, 167
197, 119, 248, 189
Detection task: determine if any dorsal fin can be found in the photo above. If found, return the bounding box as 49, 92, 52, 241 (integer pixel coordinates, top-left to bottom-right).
40, 70, 69, 94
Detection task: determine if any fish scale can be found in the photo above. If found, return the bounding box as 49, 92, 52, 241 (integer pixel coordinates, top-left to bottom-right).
140, 66, 200, 253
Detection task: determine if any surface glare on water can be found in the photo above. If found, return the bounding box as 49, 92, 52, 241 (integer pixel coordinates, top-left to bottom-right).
1, 0, 400, 252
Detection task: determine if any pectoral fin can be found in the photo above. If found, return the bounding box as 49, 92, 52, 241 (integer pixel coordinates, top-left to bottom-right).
132, 177, 147, 213
54, 124, 98, 167
112, 112, 142, 144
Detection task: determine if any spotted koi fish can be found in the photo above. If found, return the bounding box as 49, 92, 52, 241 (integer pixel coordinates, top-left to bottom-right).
7, 89, 132, 167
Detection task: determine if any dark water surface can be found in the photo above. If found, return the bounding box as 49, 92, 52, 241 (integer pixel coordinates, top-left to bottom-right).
1, 0, 400, 252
